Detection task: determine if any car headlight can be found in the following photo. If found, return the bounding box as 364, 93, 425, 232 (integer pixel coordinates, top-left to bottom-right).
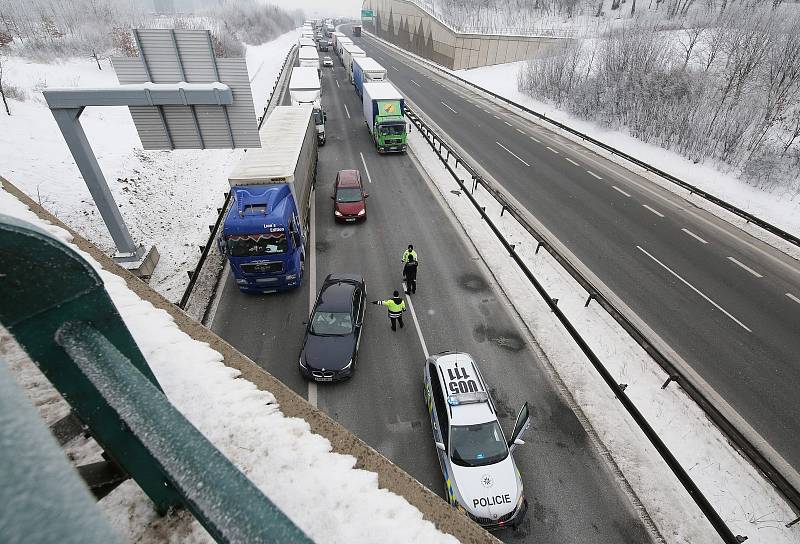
342, 358, 353, 370
236, 278, 248, 285
299, 355, 307, 368
334, 210, 342, 216
357, 209, 365, 216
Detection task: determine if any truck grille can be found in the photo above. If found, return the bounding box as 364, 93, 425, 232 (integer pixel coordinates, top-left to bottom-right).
241, 261, 283, 274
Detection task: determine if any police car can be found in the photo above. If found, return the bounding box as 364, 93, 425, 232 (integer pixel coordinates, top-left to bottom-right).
423, 351, 530, 529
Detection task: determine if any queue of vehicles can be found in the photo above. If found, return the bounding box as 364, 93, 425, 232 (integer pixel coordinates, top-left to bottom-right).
219, 27, 531, 530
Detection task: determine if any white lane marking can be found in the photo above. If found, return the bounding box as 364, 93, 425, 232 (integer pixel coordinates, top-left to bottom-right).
637, 245, 751, 332
787, 293, 800, 305
336, 80, 340, 88
530, 135, 540, 143
405, 293, 429, 359
391, 64, 399, 71
441, 101, 458, 114
643, 204, 664, 218
344, 104, 350, 119
496, 141, 531, 167
493, 115, 501, 120
546, 146, 560, 154
587, 170, 602, 179
307, 193, 318, 407
565, 157, 580, 166
411, 79, 421, 86
612, 186, 631, 197
516, 128, 525, 134
728, 257, 764, 278
359, 152, 373, 184
682, 228, 709, 244
504, 121, 513, 127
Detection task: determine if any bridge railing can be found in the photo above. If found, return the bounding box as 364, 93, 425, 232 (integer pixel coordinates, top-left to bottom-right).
0, 213, 311, 543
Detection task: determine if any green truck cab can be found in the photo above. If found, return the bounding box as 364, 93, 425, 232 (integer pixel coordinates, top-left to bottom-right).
362, 81, 407, 153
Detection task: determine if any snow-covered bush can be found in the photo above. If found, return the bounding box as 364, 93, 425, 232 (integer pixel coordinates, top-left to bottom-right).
518, 4, 800, 188
0, 0, 298, 60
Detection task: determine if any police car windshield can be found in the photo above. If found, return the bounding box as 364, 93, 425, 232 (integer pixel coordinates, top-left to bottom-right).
449, 421, 508, 467
226, 233, 287, 257
310, 311, 353, 335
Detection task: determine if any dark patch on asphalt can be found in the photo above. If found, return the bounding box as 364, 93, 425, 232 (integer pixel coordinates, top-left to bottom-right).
315, 240, 330, 253
459, 273, 488, 292
473, 324, 525, 352
450, 189, 461, 196
488, 386, 516, 420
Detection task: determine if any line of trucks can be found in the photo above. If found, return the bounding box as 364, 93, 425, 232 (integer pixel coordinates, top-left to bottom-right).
219, 28, 411, 293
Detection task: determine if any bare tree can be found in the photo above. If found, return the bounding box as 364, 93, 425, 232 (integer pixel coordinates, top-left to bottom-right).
0, 52, 10, 115
678, 17, 707, 70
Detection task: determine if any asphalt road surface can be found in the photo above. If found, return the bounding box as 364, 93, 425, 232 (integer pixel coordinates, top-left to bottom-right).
346, 29, 800, 487
210, 51, 655, 543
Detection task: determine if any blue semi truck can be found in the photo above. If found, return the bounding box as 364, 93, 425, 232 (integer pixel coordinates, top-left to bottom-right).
219, 106, 317, 293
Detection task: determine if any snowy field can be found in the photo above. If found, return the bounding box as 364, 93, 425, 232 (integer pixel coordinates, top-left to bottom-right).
407, 121, 799, 543
0, 29, 299, 302
0, 181, 459, 544
453, 60, 800, 248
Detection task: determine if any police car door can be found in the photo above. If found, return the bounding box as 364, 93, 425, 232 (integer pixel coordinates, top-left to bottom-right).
508, 402, 531, 453
426, 363, 448, 469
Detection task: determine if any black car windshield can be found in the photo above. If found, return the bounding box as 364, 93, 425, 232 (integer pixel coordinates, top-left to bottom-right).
450, 421, 509, 467
380, 123, 405, 136
310, 311, 353, 335
226, 232, 287, 257
313, 110, 324, 125
336, 188, 362, 203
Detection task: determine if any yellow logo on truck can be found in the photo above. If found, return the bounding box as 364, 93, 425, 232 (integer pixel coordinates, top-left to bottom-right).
378, 100, 401, 116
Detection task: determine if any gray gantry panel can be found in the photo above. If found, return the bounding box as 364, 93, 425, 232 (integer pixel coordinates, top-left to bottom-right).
112, 29, 259, 150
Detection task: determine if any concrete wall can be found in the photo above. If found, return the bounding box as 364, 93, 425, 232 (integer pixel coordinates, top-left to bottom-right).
361, 0, 571, 70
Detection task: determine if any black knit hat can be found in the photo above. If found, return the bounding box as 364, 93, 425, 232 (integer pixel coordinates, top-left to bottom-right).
393, 290, 400, 297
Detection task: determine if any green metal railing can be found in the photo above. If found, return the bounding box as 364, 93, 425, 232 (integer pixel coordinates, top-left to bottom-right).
0, 213, 312, 543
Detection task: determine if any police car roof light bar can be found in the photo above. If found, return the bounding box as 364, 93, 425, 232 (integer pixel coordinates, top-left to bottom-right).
447, 392, 489, 406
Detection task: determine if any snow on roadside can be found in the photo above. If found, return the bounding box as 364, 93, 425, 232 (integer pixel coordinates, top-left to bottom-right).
0, 29, 297, 302
0, 180, 459, 544
407, 129, 799, 543
453, 60, 800, 257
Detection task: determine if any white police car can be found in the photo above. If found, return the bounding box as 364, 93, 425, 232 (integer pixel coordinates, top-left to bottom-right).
423, 351, 530, 529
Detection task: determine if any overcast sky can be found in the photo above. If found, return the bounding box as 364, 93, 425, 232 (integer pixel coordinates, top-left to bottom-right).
266, 0, 364, 18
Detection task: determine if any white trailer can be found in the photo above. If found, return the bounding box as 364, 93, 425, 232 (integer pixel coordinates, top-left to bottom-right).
342, 43, 366, 83
336, 37, 352, 58
289, 67, 326, 145
228, 105, 317, 233
299, 37, 315, 48
298, 46, 320, 70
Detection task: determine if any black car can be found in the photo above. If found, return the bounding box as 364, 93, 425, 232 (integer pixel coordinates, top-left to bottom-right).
299, 273, 366, 382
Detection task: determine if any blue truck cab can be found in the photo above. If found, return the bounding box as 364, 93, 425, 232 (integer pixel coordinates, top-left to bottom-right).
220, 106, 317, 294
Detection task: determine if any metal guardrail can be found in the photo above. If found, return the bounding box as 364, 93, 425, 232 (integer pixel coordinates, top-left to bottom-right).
407, 106, 752, 544
179, 45, 298, 310
364, 32, 800, 250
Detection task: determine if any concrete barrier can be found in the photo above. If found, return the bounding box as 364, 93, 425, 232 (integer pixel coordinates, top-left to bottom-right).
361, 0, 572, 69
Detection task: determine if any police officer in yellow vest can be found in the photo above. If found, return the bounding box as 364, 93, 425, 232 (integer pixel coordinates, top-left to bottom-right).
402, 244, 417, 263
372, 290, 407, 331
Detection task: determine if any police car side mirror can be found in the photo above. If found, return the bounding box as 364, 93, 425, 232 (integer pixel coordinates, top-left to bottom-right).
435, 441, 446, 452
513, 438, 525, 446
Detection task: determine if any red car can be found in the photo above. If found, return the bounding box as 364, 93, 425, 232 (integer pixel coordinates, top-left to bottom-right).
332, 169, 368, 222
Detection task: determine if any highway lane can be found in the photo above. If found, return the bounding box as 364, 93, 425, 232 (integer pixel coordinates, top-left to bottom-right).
350, 31, 800, 481
211, 51, 655, 543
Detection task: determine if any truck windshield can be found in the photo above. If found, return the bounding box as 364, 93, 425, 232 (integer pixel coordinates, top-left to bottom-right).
449, 421, 509, 467
226, 232, 287, 257
380, 123, 406, 136
336, 188, 362, 203
310, 311, 353, 335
